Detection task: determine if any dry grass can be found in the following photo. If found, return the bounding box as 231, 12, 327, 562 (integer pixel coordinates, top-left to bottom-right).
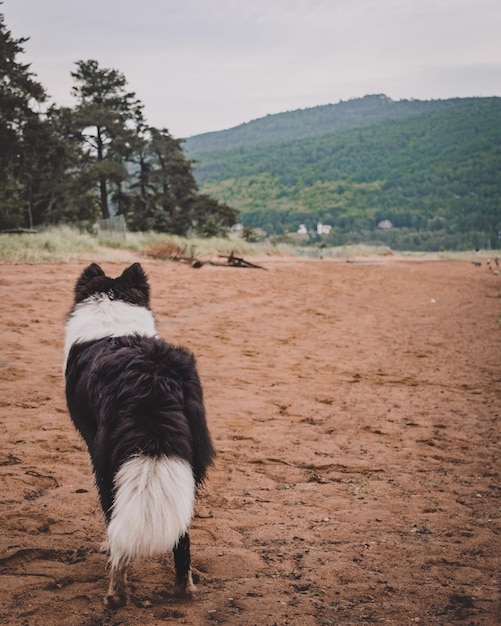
144, 242, 185, 260
0, 227, 266, 263
1, 225, 497, 264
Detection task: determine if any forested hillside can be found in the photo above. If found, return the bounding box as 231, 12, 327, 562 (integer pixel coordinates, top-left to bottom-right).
185, 96, 501, 251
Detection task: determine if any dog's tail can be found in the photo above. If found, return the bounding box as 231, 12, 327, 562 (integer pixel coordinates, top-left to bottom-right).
106, 454, 195, 570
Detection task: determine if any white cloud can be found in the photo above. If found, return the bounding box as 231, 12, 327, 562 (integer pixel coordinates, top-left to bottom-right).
3, 0, 501, 136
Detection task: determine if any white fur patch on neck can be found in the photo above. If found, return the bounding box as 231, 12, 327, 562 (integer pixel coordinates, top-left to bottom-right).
64, 294, 157, 368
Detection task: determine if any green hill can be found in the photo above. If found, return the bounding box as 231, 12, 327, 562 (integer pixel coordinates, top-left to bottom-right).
184, 95, 501, 251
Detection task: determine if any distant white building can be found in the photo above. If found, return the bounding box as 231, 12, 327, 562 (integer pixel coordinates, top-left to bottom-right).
317, 223, 332, 235
377, 219, 393, 230
297, 224, 308, 235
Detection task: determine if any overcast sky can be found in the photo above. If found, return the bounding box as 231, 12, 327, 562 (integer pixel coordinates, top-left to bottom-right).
3, 0, 501, 138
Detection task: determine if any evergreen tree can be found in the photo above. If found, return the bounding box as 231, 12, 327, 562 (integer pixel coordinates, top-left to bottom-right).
185, 193, 238, 237
147, 127, 198, 233
17, 113, 76, 227
125, 127, 238, 235
70, 59, 140, 219
125, 127, 199, 233
0, 8, 47, 229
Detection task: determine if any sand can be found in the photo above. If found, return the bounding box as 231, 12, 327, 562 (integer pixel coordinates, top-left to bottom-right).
0, 256, 500, 625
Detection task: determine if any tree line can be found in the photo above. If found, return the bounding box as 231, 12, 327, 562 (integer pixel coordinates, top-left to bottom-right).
0, 11, 238, 235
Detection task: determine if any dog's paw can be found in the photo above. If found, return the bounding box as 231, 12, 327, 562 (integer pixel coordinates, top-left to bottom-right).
173, 586, 195, 600
103, 592, 126, 610
174, 577, 197, 599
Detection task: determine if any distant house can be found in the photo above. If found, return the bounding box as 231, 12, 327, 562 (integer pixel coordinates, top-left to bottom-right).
297, 224, 308, 234
317, 223, 332, 235
377, 219, 393, 230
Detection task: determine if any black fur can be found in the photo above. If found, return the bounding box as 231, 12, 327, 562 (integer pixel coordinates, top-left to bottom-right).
66, 335, 213, 518
65, 263, 215, 606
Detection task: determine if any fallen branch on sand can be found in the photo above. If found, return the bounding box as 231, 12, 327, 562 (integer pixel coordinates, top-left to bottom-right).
146, 243, 267, 269
210, 251, 267, 270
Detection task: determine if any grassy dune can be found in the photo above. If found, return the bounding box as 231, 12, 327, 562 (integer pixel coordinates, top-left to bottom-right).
0, 226, 496, 264
0, 227, 264, 264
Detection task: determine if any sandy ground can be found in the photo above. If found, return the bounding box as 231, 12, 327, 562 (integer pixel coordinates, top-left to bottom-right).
0, 255, 500, 626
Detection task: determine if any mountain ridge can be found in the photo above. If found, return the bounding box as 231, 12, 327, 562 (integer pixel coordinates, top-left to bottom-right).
183, 94, 484, 153
183, 95, 501, 251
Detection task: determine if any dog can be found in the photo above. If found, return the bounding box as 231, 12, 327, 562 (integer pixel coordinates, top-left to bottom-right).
64, 262, 215, 608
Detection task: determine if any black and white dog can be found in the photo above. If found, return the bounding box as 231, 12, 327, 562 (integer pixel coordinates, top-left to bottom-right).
64, 262, 215, 608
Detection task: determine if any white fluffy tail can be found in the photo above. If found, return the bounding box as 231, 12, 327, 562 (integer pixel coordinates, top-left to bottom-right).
107, 455, 195, 570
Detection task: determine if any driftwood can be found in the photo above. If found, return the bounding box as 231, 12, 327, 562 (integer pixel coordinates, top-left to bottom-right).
211, 251, 267, 270
167, 249, 266, 270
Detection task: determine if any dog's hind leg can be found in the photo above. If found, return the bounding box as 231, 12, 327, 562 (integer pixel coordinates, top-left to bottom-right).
104, 564, 128, 609
173, 532, 196, 597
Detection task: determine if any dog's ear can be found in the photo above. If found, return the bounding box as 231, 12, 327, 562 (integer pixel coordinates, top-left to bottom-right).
120, 263, 150, 299
80, 263, 105, 282
121, 263, 147, 286
74, 263, 106, 300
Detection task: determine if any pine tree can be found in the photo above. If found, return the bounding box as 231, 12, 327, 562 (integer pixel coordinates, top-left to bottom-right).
70, 59, 141, 219
0, 8, 47, 229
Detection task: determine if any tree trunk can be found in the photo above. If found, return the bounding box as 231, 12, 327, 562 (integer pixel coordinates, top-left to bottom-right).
99, 176, 110, 219
97, 126, 110, 219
